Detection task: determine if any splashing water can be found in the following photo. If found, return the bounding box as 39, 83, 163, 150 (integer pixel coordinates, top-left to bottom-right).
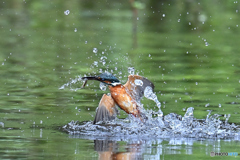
64, 10, 70, 15
63, 106, 240, 140
60, 73, 240, 140
134, 79, 143, 86
59, 76, 83, 90
99, 82, 107, 91
93, 48, 98, 53
61, 79, 240, 139
61, 85, 240, 139
128, 67, 135, 75
144, 86, 161, 109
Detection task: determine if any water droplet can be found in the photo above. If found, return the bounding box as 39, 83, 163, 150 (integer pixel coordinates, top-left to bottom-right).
128, 67, 135, 75
99, 41, 102, 45
85, 41, 88, 44
64, 10, 70, 15
178, 19, 181, 22
93, 61, 98, 66
0, 122, 4, 128
195, 82, 198, 85
93, 48, 98, 53
134, 79, 143, 86
162, 14, 165, 17
99, 82, 107, 91
74, 28, 77, 32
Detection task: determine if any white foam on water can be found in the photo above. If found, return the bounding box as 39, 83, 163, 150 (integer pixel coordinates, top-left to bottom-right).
63, 104, 240, 140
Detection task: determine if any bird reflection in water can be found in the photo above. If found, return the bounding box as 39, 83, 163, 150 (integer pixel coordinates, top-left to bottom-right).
94, 140, 142, 160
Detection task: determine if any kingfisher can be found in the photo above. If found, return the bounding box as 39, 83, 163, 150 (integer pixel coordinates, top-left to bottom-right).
81, 72, 154, 124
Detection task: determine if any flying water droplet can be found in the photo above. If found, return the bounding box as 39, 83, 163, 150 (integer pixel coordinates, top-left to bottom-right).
59, 76, 82, 90
205, 103, 210, 107
99, 82, 107, 91
74, 28, 77, 32
93, 48, 98, 53
93, 61, 98, 66
64, 10, 70, 15
0, 122, 4, 128
128, 67, 135, 75
134, 79, 143, 86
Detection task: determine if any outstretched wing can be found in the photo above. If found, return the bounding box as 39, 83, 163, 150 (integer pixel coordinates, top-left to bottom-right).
93, 94, 118, 124
124, 75, 154, 103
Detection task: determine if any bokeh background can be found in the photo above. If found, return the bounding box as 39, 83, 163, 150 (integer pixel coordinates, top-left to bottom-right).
0, 0, 240, 159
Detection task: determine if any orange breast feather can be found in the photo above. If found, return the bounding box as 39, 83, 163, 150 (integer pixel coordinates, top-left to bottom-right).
109, 85, 139, 116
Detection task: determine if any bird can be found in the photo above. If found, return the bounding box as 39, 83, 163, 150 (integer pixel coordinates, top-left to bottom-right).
81, 72, 154, 124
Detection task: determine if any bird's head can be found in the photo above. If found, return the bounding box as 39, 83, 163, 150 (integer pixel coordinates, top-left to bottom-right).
81, 72, 121, 88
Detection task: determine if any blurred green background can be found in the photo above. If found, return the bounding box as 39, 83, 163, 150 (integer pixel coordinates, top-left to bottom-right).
0, 0, 240, 159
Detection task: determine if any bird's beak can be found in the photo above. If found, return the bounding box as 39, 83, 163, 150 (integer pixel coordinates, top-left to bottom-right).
81, 76, 100, 88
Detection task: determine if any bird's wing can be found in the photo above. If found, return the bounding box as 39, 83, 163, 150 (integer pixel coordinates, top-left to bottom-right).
124, 75, 154, 103
93, 94, 118, 124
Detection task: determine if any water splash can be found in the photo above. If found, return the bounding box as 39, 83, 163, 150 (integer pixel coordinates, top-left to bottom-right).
60, 72, 239, 140
93, 48, 98, 53
134, 79, 143, 86
128, 67, 135, 75
99, 82, 107, 91
63, 107, 240, 140
144, 86, 161, 109
59, 76, 83, 91
64, 10, 70, 15
100, 56, 107, 66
